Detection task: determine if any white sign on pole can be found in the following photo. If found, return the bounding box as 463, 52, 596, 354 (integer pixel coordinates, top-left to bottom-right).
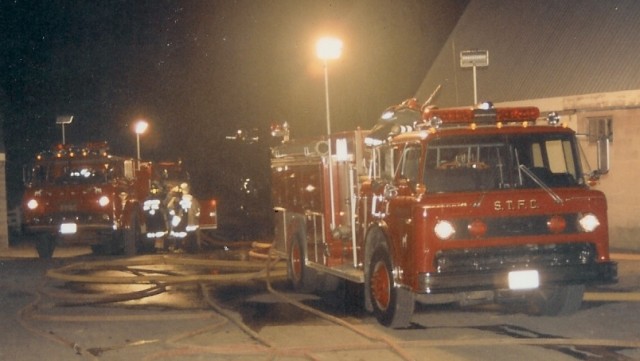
460, 50, 489, 67
460, 50, 489, 104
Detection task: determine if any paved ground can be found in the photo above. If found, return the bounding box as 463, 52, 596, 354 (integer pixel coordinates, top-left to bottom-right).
1, 241, 639, 361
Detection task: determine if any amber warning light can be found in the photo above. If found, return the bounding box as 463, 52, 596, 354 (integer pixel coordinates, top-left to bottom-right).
423, 106, 540, 126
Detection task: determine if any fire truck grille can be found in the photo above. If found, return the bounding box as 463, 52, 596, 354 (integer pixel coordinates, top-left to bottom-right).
32, 212, 112, 226
453, 214, 580, 239
435, 242, 596, 274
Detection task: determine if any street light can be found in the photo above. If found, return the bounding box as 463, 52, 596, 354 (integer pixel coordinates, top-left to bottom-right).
316, 37, 343, 133
316, 36, 343, 230
134, 120, 148, 161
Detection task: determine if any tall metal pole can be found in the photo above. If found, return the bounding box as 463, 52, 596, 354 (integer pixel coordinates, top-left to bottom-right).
134, 120, 148, 170
472, 65, 478, 104
56, 115, 73, 145
323, 59, 336, 229
317, 36, 342, 230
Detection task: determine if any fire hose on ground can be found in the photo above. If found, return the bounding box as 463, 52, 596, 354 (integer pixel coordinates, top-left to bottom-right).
18, 246, 640, 360
18, 242, 421, 361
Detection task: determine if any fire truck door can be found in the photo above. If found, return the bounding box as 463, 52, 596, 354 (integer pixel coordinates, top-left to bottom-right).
390, 144, 422, 257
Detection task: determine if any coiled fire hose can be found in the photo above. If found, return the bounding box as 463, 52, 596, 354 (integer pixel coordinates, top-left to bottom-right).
30, 242, 417, 361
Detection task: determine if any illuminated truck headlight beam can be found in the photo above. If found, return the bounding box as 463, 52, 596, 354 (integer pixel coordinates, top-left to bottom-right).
98, 195, 110, 207
578, 213, 600, 232
27, 199, 39, 210
434, 220, 456, 240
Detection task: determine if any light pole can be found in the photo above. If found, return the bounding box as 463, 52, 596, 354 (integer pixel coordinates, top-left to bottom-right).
460, 49, 489, 104
316, 36, 343, 229
134, 120, 148, 162
56, 115, 74, 145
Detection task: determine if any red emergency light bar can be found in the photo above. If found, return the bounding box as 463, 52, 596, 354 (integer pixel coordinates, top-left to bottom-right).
495, 107, 540, 122
37, 141, 110, 160
422, 106, 540, 125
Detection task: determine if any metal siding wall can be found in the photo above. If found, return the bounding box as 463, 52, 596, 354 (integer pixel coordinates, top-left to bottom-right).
416, 0, 640, 107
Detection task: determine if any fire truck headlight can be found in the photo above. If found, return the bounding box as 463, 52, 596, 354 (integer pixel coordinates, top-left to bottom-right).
98, 196, 110, 207
27, 199, 39, 210
434, 220, 456, 240
578, 213, 600, 232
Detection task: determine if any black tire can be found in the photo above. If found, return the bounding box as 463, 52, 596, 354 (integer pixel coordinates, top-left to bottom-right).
36, 235, 56, 259
161, 236, 173, 252
124, 213, 141, 256
367, 246, 415, 328
183, 230, 201, 254
91, 244, 110, 256
287, 233, 316, 292
530, 284, 585, 316
143, 240, 156, 253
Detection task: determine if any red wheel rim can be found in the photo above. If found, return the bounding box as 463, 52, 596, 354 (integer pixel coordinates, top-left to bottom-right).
371, 260, 390, 310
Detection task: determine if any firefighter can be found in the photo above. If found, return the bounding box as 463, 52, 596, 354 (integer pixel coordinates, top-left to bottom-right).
165, 182, 201, 252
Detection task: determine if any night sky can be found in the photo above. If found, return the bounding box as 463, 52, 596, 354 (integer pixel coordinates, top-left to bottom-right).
0, 0, 467, 227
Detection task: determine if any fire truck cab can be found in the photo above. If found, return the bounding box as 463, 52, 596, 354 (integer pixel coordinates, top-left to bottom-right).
271, 101, 617, 328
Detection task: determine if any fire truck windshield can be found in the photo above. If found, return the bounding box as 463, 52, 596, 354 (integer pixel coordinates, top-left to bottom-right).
30, 160, 116, 186
424, 133, 583, 193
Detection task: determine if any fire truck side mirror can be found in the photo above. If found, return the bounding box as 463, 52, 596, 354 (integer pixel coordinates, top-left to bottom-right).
383, 183, 398, 198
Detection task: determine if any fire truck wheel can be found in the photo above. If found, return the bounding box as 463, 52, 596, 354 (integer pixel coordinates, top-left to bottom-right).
183, 231, 201, 254
141, 238, 156, 254
530, 284, 585, 316
91, 244, 111, 256
368, 247, 415, 328
288, 234, 316, 292
36, 235, 56, 259
124, 213, 141, 256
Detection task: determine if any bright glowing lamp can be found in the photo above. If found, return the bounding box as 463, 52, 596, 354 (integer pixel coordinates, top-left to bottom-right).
134, 120, 149, 161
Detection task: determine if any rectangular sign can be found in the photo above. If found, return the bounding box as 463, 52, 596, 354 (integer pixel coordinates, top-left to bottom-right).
460, 50, 489, 67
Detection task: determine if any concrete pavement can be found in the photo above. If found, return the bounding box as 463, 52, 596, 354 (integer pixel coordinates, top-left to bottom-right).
0, 241, 92, 259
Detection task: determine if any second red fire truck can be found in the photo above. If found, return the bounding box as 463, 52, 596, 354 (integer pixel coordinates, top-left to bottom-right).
21, 142, 217, 258
271, 100, 617, 328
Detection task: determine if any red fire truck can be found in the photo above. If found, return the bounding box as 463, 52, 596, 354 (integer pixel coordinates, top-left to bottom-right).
21, 142, 217, 258
271, 101, 617, 328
